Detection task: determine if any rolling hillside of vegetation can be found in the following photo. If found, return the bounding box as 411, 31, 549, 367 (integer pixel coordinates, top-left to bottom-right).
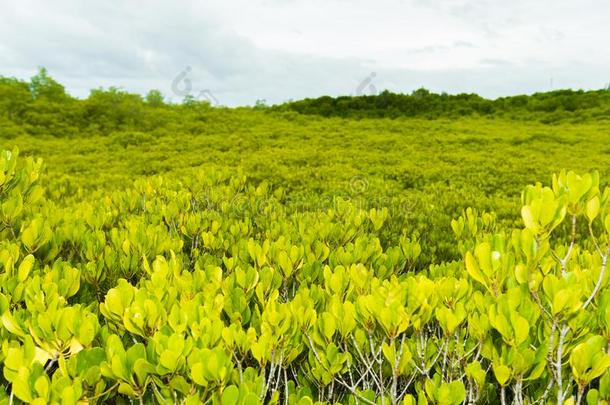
275, 88, 610, 123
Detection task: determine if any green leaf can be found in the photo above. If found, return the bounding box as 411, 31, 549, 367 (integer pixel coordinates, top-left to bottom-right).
586, 196, 600, 222
191, 363, 207, 386
118, 382, 137, 398
438, 380, 466, 405
242, 392, 260, 405
521, 206, 537, 231
320, 312, 336, 341
17, 254, 35, 282
514, 264, 528, 285
221, 385, 239, 405
465, 251, 486, 287
511, 314, 529, 346
553, 289, 579, 316
493, 363, 511, 386
465, 361, 486, 387
160, 350, 179, 372
474, 242, 492, 275
382, 341, 395, 365
402, 394, 416, 405
2, 311, 26, 337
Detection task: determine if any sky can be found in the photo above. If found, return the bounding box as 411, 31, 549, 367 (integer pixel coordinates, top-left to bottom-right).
1, 0, 609, 106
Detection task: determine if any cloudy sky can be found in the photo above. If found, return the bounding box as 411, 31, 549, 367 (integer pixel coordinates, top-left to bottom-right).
1, 0, 609, 106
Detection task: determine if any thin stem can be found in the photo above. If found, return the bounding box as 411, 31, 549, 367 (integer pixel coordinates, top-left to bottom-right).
151, 382, 167, 404
368, 333, 385, 405
44, 358, 56, 373
273, 351, 284, 393
334, 376, 377, 405
390, 335, 406, 404
563, 215, 578, 275
86, 382, 120, 401
583, 247, 610, 309
514, 377, 523, 405
397, 372, 417, 399
233, 353, 244, 383
441, 336, 449, 381
576, 385, 585, 405
350, 335, 383, 390
556, 324, 570, 405
284, 368, 289, 405
589, 223, 603, 257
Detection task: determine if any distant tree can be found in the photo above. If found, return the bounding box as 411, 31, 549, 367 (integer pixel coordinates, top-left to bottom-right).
254, 99, 268, 109
83, 87, 144, 132
411, 88, 431, 98
0, 77, 32, 120
145, 89, 165, 107
181, 94, 212, 111
182, 94, 197, 106
29, 67, 69, 102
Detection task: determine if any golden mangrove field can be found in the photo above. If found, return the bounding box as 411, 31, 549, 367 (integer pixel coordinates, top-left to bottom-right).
2, 73, 610, 404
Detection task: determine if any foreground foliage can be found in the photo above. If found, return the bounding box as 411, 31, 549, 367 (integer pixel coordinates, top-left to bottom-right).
1, 147, 610, 404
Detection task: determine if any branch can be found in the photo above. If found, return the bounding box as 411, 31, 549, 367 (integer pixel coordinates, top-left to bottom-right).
556, 324, 570, 405
583, 246, 610, 309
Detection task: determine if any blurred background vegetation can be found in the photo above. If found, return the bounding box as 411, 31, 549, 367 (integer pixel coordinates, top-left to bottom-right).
2, 68, 610, 267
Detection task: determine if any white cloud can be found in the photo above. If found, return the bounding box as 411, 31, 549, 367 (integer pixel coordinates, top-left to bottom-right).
1, 0, 609, 105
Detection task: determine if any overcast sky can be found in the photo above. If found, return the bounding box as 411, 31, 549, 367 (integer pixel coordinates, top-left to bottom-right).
1, 0, 609, 106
